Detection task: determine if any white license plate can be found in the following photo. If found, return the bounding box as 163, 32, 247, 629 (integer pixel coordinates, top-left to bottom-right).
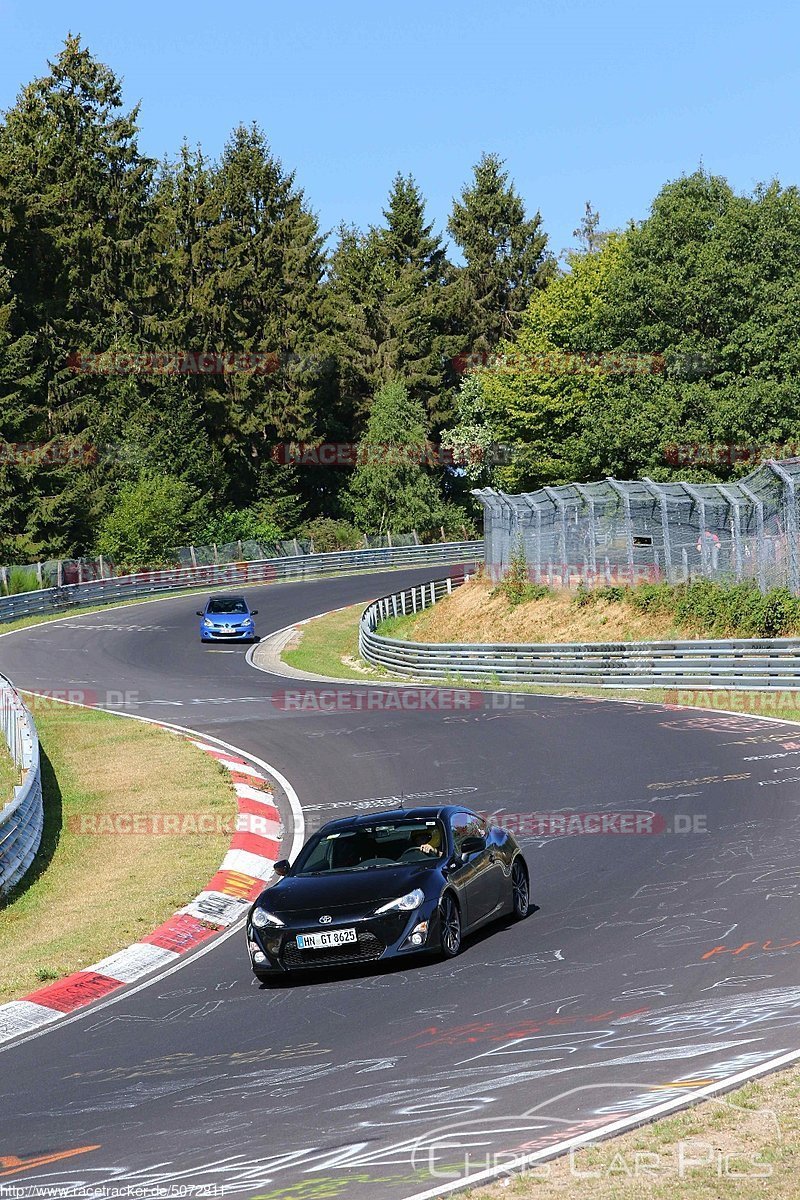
296, 928, 357, 950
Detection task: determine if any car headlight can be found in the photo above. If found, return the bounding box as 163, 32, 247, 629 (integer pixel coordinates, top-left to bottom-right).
251, 907, 284, 928
242, 617, 253, 624
203, 618, 215, 627
375, 888, 424, 915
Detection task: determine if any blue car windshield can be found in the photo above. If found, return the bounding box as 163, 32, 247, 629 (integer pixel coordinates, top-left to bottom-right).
206, 598, 248, 615
293, 820, 445, 874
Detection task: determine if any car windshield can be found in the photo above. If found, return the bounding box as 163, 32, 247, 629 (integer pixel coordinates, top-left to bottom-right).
293, 819, 446, 874
206, 597, 248, 615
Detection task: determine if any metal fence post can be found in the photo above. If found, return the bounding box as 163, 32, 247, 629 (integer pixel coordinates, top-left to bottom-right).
606, 480, 635, 582
681, 483, 708, 577
543, 488, 567, 586
574, 485, 597, 581
643, 479, 672, 581
767, 461, 800, 593
738, 480, 765, 591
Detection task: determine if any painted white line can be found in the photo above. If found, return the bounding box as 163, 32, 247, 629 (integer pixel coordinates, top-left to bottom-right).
406, 1044, 800, 1199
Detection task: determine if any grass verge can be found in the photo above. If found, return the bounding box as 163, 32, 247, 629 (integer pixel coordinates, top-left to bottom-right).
282, 603, 386, 680
470, 1068, 800, 1198
0, 702, 233, 1003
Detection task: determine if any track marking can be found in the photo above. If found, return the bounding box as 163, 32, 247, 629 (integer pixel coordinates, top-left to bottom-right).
0, 705, 304, 1056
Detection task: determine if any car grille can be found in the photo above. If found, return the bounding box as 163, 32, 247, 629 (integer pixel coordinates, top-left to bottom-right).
281, 931, 384, 970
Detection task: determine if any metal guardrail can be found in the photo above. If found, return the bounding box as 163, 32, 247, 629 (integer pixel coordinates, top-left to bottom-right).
0, 675, 42, 897
359, 576, 800, 689
0, 542, 483, 625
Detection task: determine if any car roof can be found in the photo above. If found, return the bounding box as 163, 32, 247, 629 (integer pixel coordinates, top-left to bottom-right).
315, 805, 471, 835
205, 595, 248, 606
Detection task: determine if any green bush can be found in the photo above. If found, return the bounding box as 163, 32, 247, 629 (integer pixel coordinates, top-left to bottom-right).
620, 578, 800, 638
198, 507, 282, 547
595, 585, 627, 603
97, 473, 201, 570
300, 517, 362, 553
492, 541, 552, 607
627, 581, 678, 615
6, 566, 40, 595
572, 582, 594, 607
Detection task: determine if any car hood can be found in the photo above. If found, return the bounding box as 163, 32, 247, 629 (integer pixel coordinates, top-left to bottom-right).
205, 613, 250, 622
261, 865, 435, 913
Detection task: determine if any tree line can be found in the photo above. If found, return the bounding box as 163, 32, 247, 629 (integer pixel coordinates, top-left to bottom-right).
0, 37, 550, 564
3, 38, 799, 567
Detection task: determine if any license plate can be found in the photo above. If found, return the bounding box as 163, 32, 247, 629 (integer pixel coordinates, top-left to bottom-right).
296, 928, 357, 950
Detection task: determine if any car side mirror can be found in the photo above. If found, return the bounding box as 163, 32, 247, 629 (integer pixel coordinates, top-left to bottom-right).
251, 610, 259, 615
196, 611, 203, 616
272, 858, 291, 877
460, 836, 486, 857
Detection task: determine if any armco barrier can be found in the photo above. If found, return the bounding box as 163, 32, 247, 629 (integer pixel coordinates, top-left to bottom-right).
0, 675, 42, 896
359, 576, 800, 689
0, 541, 482, 625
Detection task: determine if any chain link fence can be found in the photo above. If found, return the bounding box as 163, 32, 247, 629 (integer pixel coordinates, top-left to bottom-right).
0, 532, 424, 593
474, 458, 800, 593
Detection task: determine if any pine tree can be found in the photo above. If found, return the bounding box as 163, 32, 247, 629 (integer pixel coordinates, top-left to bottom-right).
328, 174, 457, 431
0, 264, 43, 558
0, 34, 156, 553
376, 173, 455, 423
198, 123, 328, 512
345, 377, 447, 536
325, 223, 390, 424
448, 153, 553, 353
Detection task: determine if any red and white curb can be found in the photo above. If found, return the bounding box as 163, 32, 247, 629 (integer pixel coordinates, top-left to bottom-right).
0, 738, 285, 1046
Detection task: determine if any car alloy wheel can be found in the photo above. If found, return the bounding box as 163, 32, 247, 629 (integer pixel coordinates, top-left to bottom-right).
511, 858, 529, 919
439, 893, 462, 958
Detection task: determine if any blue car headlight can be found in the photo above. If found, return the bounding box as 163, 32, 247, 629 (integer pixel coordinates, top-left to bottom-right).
203, 618, 215, 628
375, 888, 424, 915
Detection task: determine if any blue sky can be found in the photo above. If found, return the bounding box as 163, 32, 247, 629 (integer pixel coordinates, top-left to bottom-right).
1, 1, 797, 259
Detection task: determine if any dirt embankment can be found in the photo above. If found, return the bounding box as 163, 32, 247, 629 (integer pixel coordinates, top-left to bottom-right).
403, 578, 691, 644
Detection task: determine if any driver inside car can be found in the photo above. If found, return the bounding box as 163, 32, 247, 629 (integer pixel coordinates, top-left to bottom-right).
409, 825, 442, 856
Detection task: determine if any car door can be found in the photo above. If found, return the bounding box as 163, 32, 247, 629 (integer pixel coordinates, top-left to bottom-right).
447, 812, 502, 929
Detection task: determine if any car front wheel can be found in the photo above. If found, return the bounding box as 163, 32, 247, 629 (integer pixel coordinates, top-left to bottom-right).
439, 893, 462, 958
511, 858, 529, 920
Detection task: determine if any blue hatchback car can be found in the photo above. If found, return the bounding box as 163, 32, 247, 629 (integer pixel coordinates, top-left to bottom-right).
197, 595, 259, 643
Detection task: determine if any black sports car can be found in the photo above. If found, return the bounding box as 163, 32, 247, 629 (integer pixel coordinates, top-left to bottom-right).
246, 805, 529, 980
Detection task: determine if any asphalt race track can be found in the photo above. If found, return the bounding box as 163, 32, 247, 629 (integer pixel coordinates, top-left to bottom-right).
2, 566, 800, 1199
